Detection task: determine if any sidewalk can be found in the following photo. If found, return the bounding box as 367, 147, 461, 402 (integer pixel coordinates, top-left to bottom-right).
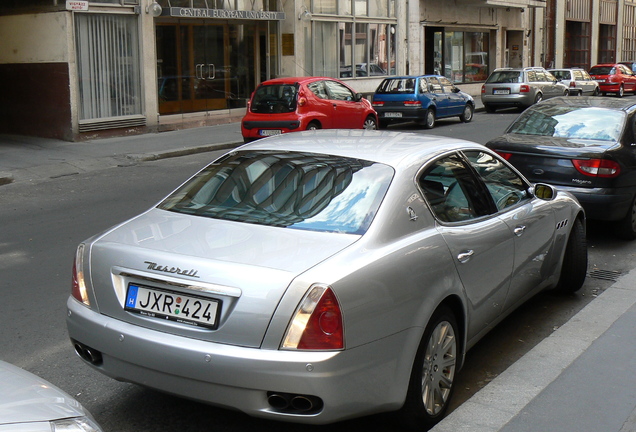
2, 103, 636, 432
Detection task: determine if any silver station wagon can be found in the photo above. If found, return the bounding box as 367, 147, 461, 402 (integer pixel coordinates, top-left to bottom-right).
67, 130, 586, 430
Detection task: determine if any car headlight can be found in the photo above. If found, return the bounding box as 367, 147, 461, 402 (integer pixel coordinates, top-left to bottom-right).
52, 416, 103, 432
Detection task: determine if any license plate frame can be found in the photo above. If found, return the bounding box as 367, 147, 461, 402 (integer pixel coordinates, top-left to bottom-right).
260, 129, 282, 136
493, 88, 510, 95
125, 283, 221, 330
384, 112, 403, 118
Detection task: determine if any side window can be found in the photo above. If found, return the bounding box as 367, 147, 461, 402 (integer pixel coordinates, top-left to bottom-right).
438, 76, 455, 93
535, 71, 547, 82
573, 70, 583, 80
419, 79, 428, 93
527, 71, 537, 82
308, 81, 328, 99
463, 150, 530, 211
419, 153, 492, 223
428, 77, 443, 92
324, 80, 355, 101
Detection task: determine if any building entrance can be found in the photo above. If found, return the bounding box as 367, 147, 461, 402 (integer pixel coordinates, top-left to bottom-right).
156, 20, 264, 115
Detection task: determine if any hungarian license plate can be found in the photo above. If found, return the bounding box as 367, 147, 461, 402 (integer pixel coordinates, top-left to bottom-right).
260, 129, 282, 136
125, 283, 220, 329
493, 89, 510, 95
384, 112, 402, 118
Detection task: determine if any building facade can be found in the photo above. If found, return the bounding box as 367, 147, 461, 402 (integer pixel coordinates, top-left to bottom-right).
3, 0, 623, 142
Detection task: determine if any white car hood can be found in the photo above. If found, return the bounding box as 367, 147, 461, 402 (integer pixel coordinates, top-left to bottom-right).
88, 208, 360, 347
0, 360, 85, 424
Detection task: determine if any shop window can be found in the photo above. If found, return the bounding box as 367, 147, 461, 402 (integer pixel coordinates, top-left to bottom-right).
75, 13, 142, 120
430, 29, 489, 84
315, 21, 339, 77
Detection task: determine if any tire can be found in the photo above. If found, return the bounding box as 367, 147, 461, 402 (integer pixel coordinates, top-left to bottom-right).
484, 103, 496, 113
593, 87, 600, 96
614, 194, 636, 240
306, 121, 321, 130
399, 305, 458, 430
617, 85, 624, 98
533, 93, 543, 105
363, 115, 378, 130
554, 218, 587, 293
459, 104, 474, 123
422, 108, 436, 129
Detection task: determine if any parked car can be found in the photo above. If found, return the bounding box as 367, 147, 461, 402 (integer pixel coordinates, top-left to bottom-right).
0, 360, 103, 431
481, 67, 569, 112
241, 77, 378, 142
372, 75, 475, 129
67, 130, 586, 430
548, 68, 600, 96
486, 96, 636, 239
618, 61, 636, 73
589, 63, 636, 97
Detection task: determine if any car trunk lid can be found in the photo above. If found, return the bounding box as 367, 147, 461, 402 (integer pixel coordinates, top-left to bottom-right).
88, 209, 359, 348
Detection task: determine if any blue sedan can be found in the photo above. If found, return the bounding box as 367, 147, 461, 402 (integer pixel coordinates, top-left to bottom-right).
372, 75, 475, 129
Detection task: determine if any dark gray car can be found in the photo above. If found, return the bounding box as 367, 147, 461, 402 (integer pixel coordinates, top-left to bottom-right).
481, 67, 569, 112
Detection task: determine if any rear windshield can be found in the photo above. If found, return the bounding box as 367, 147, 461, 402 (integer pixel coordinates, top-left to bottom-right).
506, 105, 625, 142
250, 84, 298, 113
158, 151, 394, 235
375, 78, 417, 94
486, 71, 522, 84
589, 66, 615, 75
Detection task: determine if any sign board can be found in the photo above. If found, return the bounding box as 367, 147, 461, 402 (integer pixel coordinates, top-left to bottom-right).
165, 7, 285, 20
66, 0, 89, 11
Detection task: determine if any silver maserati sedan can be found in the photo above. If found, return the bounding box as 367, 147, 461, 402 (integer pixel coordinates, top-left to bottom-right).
66, 130, 586, 430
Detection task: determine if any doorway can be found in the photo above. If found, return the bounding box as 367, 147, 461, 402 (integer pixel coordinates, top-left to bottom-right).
156, 21, 262, 115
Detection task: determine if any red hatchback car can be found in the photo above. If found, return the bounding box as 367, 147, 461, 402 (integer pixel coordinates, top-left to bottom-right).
241, 77, 378, 142
589, 63, 636, 97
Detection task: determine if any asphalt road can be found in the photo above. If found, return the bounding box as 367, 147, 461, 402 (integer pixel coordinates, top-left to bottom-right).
1, 109, 633, 431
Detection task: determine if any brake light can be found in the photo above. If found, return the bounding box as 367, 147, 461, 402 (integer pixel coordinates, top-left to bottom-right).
372, 101, 384, 107
572, 159, 620, 178
282, 285, 344, 350
495, 151, 512, 160
520, 85, 530, 93
481, 84, 486, 94
71, 244, 90, 306
569, 82, 576, 88
403, 100, 422, 107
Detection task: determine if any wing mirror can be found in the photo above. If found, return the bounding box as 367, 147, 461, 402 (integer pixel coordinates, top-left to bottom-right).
355, 93, 363, 102
532, 183, 556, 201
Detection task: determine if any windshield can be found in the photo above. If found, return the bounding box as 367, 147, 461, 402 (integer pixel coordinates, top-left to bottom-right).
506, 106, 625, 141
486, 71, 522, 84
375, 78, 417, 94
250, 83, 298, 113
589, 66, 615, 75
158, 151, 394, 235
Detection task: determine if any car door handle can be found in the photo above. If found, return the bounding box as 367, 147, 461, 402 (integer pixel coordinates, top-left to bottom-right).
514, 225, 526, 237
457, 250, 474, 263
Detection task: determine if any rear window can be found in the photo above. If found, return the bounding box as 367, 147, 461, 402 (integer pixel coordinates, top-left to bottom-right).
158, 150, 394, 235
590, 66, 615, 75
250, 84, 298, 113
506, 105, 625, 142
486, 71, 522, 84
375, 78, 417, 94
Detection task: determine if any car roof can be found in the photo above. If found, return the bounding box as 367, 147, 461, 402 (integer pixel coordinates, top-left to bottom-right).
532, 96, 636, 111
258, 76, 335, 85
237, 130, 485, 169
382, 75, 448, 80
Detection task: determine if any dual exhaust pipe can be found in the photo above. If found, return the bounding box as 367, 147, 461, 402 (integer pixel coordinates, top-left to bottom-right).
267, 392, 323, 414
73, 340, 103, 365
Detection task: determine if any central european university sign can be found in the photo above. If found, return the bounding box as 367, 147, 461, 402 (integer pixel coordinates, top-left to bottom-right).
165, 8, 286, 20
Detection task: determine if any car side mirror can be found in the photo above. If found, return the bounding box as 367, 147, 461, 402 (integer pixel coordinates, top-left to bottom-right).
354, 93, 363, 102
532, 183, 556, 201
452, 87, 460, 93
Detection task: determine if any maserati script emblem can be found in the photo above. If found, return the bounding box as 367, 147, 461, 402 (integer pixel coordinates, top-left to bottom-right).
144, 261, 200, 278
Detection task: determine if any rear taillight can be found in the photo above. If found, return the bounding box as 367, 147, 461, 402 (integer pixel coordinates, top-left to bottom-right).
481, 84, 486, 94
495, 151, 512, 161
282, 285, 344, 350
569, 82, 576, 88
572, 159, 620, 178
372, 101, 384, 107
520, 85, 530, 93
71, 244, 90, 307
403, 100, 421, 107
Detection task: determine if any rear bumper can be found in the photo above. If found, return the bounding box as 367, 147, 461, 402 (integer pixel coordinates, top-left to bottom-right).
481, 93, 533, 108
597, 82, 622, 93
66, 297, 417, 424
375, 107, 426, 122
555, 185, 633, 221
